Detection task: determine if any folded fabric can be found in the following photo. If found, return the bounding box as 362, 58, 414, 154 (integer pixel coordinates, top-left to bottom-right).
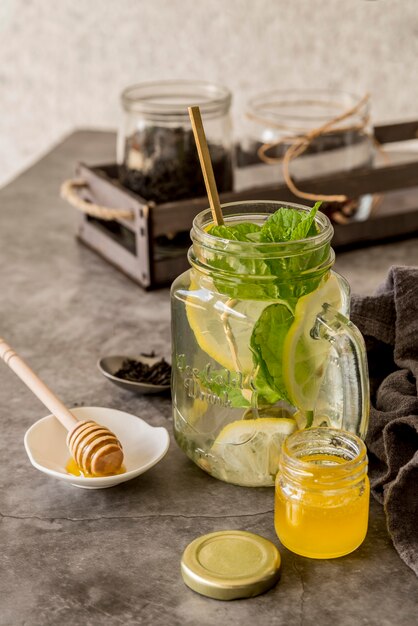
350, 265, 418, 576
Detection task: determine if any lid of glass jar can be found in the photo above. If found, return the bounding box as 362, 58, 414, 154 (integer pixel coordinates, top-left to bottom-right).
181, 530, 281, 600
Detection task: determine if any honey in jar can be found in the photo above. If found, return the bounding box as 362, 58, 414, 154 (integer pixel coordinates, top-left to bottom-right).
275, 427, 369, 559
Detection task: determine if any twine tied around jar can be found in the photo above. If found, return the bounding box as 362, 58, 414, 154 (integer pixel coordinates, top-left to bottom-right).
247, 93, 372, 204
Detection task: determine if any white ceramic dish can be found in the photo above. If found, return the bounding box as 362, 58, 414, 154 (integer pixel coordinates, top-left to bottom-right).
24, 406, 170, 489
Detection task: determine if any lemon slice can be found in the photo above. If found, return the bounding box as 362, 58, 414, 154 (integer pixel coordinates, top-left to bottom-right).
283, 273, 342, 411
211, 417, 297, 486
185, 281, 268, 373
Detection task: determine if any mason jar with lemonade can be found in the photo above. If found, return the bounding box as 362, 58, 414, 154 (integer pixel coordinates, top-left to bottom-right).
171, 201, 369, 487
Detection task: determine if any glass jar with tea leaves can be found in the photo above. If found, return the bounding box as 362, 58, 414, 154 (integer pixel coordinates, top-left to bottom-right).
117, 80, 233, 204
236, 89, 373, 188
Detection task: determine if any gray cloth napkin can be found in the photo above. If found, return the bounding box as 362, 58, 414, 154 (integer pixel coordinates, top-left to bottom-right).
350, 265, 418, 576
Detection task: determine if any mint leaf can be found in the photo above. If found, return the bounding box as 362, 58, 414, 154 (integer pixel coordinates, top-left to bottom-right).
260, 202, 321, 243
245, 230, 263, 242
207, 222, 277, 300
289, 201, 322, 241
208, 203, 321, 244
250, 302, 294, 403
305, 410, 314, 428
207, 210, 327, 301
255, 202, 324, 299
208, 225, 238, 240
260, 208, 304, 242
253, 368, 282, 405
209, 223, 261, 242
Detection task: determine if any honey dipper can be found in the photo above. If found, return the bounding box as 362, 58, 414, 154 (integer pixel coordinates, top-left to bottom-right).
0, 338, 124, 476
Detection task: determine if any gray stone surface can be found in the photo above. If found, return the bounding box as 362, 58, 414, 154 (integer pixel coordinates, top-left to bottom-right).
0, 130, 417, 626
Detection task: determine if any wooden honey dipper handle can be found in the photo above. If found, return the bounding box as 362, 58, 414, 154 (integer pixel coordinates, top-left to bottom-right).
0, 338, 124, 476
0, 338, 77, 432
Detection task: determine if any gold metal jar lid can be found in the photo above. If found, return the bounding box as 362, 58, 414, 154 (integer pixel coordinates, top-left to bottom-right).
181, 530, 281, 601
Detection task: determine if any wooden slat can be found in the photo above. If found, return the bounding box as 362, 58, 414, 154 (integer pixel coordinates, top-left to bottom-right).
149, 160, 418, 235
374, 120, 418, 144
76, 163, 152, 286
332, 186, 418, 248
77, 218, 150, 287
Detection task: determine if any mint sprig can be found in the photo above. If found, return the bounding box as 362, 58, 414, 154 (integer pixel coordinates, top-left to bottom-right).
207, 202, 321, 243
203, 203, 325, 408
260, 201, 321, 242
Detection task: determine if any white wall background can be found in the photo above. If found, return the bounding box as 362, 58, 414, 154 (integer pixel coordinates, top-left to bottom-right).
0, 0, 417, 187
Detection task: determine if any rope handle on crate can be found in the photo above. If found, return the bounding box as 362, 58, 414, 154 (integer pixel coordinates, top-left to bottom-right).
60, 178, 135, 221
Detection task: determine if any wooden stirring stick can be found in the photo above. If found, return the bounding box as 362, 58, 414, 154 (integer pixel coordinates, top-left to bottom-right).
0, 338, 124, 477
188, 105, 224, 226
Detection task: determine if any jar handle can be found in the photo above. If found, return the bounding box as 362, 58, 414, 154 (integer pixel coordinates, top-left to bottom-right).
60, 178, 135, 221
311, 303, 370, 439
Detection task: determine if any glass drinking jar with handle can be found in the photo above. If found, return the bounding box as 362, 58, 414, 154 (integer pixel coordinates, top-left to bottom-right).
171, 201, 369, 487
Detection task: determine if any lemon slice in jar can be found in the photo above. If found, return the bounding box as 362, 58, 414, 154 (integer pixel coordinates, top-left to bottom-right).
283, 273, 343, 412
211, 417, 297, 486
185, 279, 268, 374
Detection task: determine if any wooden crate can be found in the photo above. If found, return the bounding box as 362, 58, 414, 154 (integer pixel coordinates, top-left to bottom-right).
69, 120, 418, 289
